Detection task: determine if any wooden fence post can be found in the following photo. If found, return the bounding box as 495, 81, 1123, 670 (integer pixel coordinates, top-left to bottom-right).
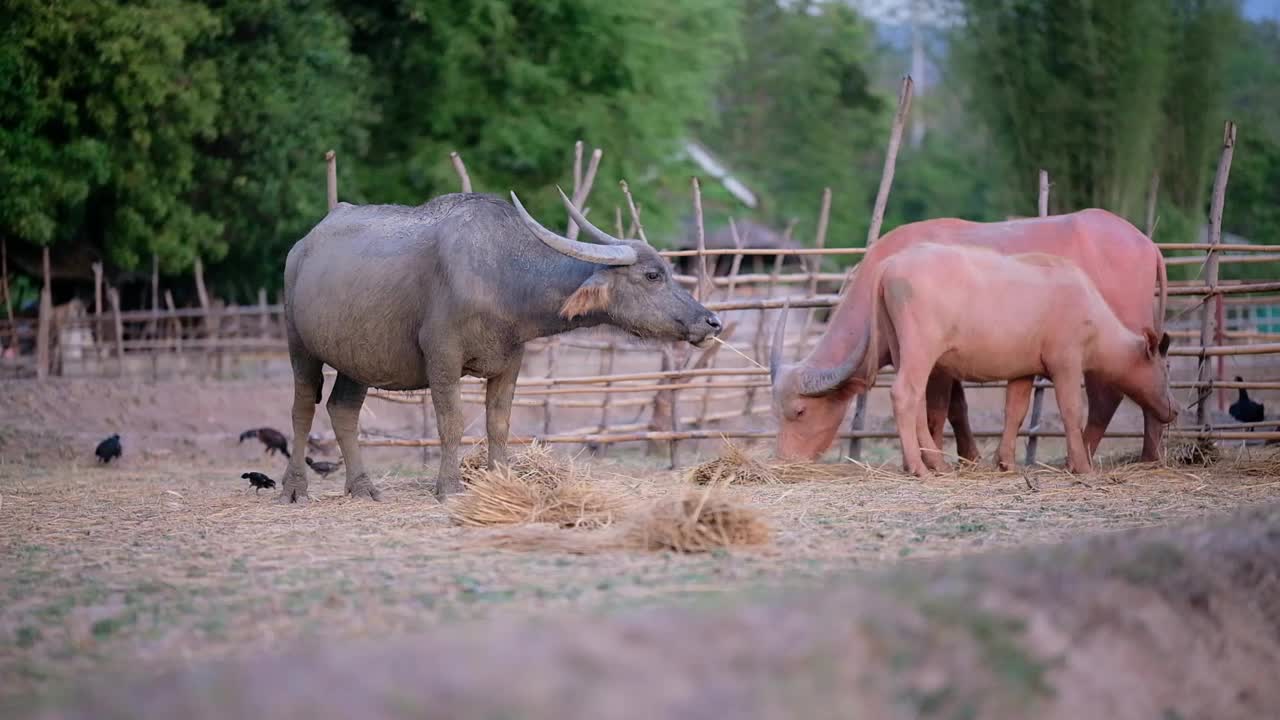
849, 75, 913, 460
450, 151, 472, 193
796, 187, 832, 360
1197, 121, 1236, 427
91, 261, 104, 363
567, 148, 603, 240
1023, 170, 1051, 465
193, 257, 214, 378
326, 150, 338, 210
164, 290, 183, 367
1, 240, 16, 352
36, 246, 52, 380
108, 286, 125, 377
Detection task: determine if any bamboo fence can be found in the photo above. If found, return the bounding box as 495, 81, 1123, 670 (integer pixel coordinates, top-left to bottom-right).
5, 105, 1279, 465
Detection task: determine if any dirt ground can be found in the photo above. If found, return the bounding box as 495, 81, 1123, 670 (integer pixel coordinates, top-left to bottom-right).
2, 378, 1280, 717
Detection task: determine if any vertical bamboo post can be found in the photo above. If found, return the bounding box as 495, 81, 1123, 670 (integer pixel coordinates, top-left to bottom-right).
193, 257, 213, 378
795, 187, 832, 360
258, 288, 269, 336
422, 394, 433, 465
542, 338, 559, 435
92, 261, 104, 363
449, 151, 472, 193
1023, 170, 1052, 465
1145, 172, 1160, 236
849, 75, 913, 460
700, 221, 747, 423
596, 339, 617, 455
36, 247, 52, 381
1197, 121, 1236, 427
108, 286, 125, 377
1, 239, 17, 352
164, 290, 182, 360
326, 150, 338, 210
567, 148, 603, 240
692, 177, 710, 300
572, 140, 584, 197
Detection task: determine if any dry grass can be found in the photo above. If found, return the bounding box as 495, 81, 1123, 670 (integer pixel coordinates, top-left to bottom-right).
622, 485, 772, 553
686, 440, 780, 486
450, 442, 626, 529
7, 445, 1280, 712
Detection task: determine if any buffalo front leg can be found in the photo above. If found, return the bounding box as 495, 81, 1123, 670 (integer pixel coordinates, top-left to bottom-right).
1082, 375, 1123, 460
996, 377, 1034, 471
485, 351, 524, 471
328, 374, 380, 500
430, 375, 466, 500
278, 352, 323, 505
891, 359, 932, 479
1052, 365, 1092, 474
947, 379, 981, 463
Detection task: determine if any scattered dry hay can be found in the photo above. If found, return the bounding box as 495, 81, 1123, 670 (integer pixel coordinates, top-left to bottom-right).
1070, 436, 1222, 471
622, 486, 771, 553
461, 439, 569, 480
686, 440, 780, 485
450, 443, 626, 529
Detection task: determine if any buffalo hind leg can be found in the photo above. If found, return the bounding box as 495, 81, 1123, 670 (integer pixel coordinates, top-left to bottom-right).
1082, 375, 1123, 460
485, 351, 524, 471
996, 377, 1034, 471
924, 370, 952, 464
278, 351, 323, 505
916, 394, 950, 473
328, 374, 380, 500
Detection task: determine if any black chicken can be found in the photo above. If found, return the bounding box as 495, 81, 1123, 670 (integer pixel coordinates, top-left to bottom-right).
305, 457, 343, 477
1229, 377, 1265, 429
242, 472, 276, 494
239, 427, 291, 458
95, 434, 122, 464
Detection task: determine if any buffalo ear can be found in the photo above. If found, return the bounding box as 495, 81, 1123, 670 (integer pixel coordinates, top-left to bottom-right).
1158, 331, 1171, 357
560, 272, 612, 320
1142, 328, 1161, 359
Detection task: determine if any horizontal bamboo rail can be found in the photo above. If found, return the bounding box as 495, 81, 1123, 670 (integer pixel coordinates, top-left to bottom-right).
361, 427, 1280, 447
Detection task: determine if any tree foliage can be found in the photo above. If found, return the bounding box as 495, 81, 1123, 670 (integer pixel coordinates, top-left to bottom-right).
697, 0, 888, 252
955, 0, 1241, 233
1, 0, 736, 300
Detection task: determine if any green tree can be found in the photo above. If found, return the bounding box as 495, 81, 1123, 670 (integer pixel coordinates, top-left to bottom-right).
340, 0, 739, 240
0, 0, 222, 268
697, 0, 887, 253
194, 0, 373, 299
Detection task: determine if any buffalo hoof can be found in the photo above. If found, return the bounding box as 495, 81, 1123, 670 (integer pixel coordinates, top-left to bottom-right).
345, 473, 382, 501
435, 473, 464, 501
274, 488, 310, 505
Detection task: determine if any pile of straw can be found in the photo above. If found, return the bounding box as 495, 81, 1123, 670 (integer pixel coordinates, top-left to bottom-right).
623, 487, 771, 553
686, 441, 779, 486
1165, 437, 1221, 467
450, 443, 625, 529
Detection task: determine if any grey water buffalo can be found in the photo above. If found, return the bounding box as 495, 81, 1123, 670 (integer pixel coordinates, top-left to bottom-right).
277, 190, 722, 503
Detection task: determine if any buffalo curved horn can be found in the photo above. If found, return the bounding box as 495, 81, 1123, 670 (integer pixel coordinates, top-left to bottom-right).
769, 299, 790, 382
556, 186, 631, 246
796, 348, 864, 397
510, 192, 637, 266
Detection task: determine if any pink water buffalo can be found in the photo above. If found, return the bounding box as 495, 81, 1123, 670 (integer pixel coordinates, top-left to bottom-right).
860, 244, 1176, 476
770, 209, 1169, 463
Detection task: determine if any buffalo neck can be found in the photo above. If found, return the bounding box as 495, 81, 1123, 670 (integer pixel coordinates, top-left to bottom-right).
503, 249, 610, 341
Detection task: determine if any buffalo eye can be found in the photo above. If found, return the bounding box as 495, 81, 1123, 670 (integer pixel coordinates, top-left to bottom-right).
645, 270, 662, 282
